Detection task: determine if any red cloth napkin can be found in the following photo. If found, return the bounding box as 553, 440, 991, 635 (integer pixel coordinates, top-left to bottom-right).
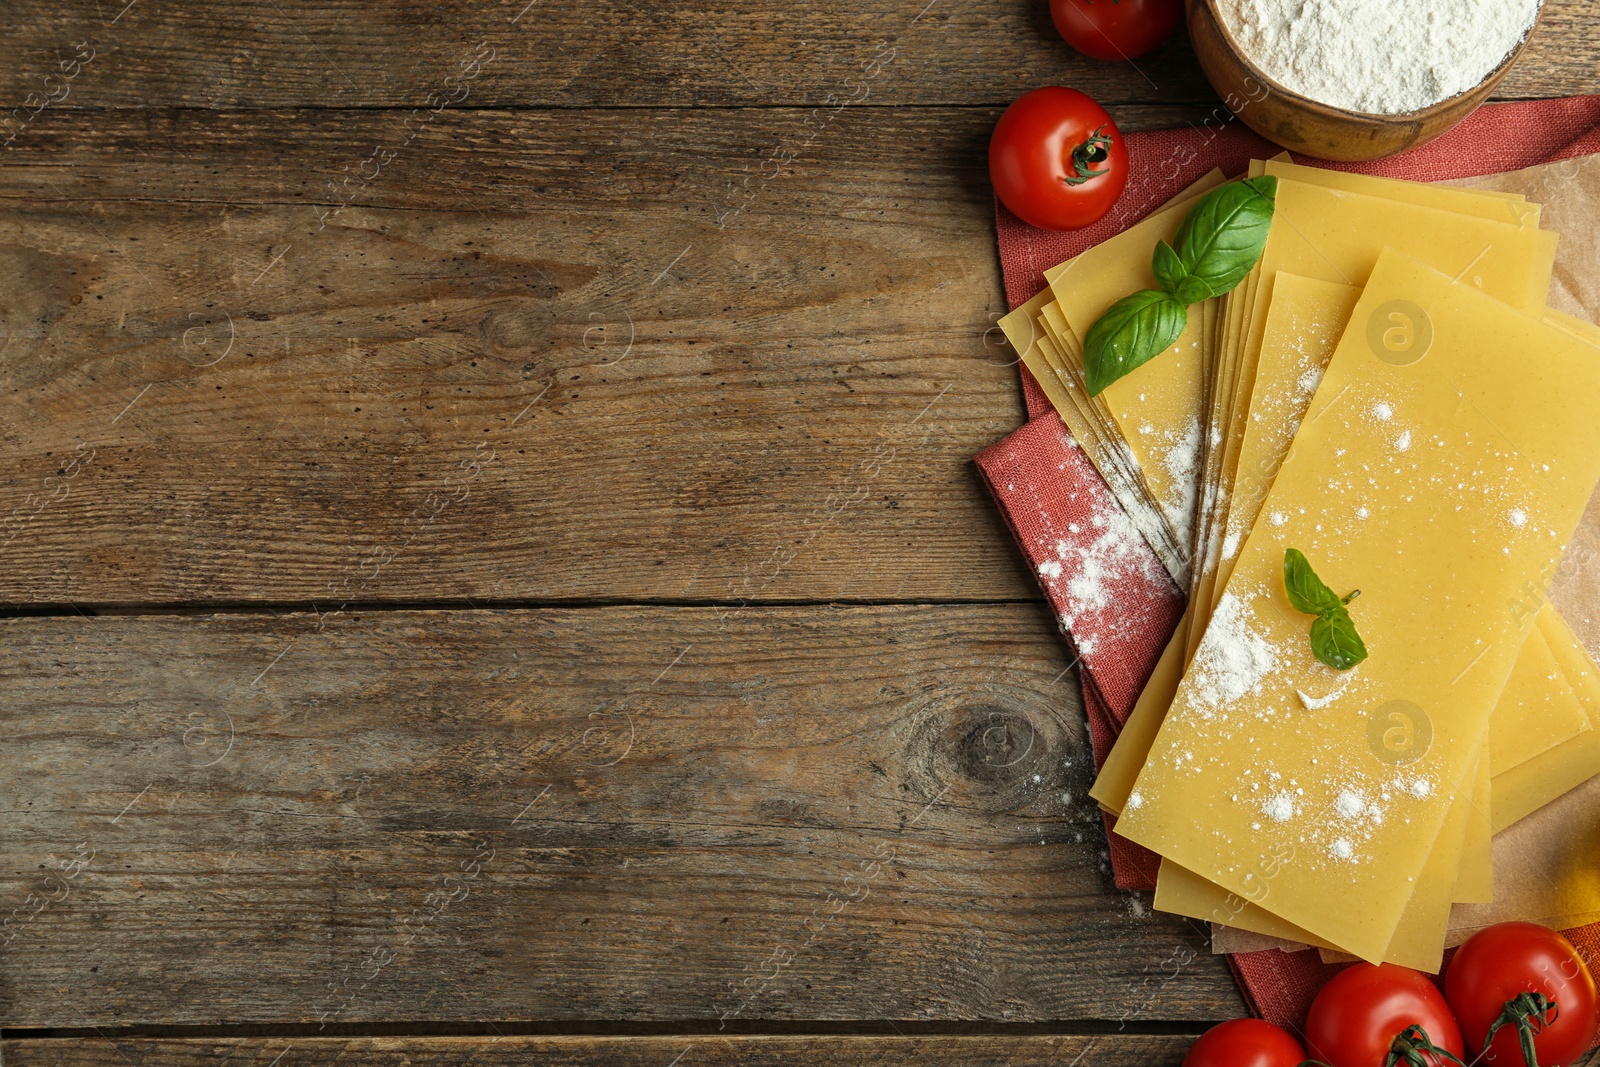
976, 94, 1600, 1033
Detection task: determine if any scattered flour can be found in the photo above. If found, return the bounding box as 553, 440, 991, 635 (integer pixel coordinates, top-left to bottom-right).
1068, 571, 1110, 611
1188, 591, 1279, 713
1410, 778, 1433, 798
1329, 838, 1355, 861
1395, 430, 1412, 452
1295, 673, 1351, 710
1262, 792, 1296, 822
1215, 0, 1540, 115
1371, 402, 1393, 421
1126, 791, 1144, 810
1161, 418, 1203, 537
1508, 508, 1528, 527
1334, 789, 1365, 818
1049, 503, 1170, 642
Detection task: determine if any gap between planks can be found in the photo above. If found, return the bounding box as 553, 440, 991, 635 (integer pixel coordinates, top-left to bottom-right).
3, 1020, 1218, 1040
0, 596, 1047, 619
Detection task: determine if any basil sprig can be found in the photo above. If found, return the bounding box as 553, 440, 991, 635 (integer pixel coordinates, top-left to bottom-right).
1084, 176, 1277, 396
1284, 547, 1367, 671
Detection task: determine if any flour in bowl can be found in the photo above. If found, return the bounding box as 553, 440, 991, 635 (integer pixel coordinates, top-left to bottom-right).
1215, 0, 1541, 114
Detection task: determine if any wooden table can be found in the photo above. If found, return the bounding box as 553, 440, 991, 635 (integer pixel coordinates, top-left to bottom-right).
1, 3, 1596, 1063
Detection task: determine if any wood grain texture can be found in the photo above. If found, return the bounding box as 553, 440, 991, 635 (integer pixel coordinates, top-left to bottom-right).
0, 0, 1214, 110
15, 1033, 1599, 1067
0, 1035, 1200, 1066
0, 606, 1242, 1027
0, 102, 1209, 210
0, 1034, 1203, 1065
0, 106, 1050, 608
3, 0, 1598, 110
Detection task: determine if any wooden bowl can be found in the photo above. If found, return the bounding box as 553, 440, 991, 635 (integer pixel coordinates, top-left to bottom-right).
1186, 0, 1541, 161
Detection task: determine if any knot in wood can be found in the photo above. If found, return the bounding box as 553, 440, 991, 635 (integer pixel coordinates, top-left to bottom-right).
901, 684, 1072, 816
477, 302, 558, 359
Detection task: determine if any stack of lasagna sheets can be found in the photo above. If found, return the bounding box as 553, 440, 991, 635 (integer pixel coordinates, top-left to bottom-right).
999, 159, 1600, 970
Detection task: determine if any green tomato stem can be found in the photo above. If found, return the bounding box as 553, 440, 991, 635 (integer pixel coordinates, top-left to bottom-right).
1384, 1024, 1467, 1067
1482, 992, 1559, 1067
1063, 125, 1114, 187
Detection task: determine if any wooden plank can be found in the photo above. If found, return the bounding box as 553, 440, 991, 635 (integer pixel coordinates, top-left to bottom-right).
0, 0, 1215, 111
2, 0, 1597, 110
0, 103, 1213, 211
0, 1034, 1200, 1066
0, 106, 1051, 607
0, 605, 1241, 1026
16, 1032, 1600, 1067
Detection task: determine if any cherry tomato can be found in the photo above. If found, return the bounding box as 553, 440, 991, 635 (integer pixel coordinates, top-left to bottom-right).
1445, 922, 1599, 1067
989, 87, 1127, 231
1050, 0, 1182, 61
1183, 1018, 1307, 1067
1306, 963, 1466, 1067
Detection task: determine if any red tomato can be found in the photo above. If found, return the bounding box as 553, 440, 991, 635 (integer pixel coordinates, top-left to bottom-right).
1445, 922, 1599, 1067
1050, 0, 1182, 60
1306, 963, 1466, 1067
989, 87, 1127, 231
1183, 1018, 1307, 1067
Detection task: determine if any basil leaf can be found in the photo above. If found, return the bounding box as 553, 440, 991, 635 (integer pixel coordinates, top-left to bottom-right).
1170, 274, 1215, 305
1173, 175, 1277, 295
1310, 607, 1368, 671
1152, 239, 1185, 295
1285, 548, 1367, 671
1283, 547, 1342, 616
1080, 176, 1277, 394
1084, 289, 1188, 397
